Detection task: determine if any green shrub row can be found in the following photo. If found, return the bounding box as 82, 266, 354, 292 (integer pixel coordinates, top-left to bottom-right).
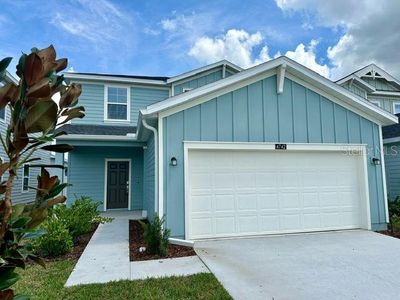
34, 196, 112, 257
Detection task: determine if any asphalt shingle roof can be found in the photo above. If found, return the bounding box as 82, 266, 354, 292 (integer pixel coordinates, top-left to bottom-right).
56, 124, 137, 136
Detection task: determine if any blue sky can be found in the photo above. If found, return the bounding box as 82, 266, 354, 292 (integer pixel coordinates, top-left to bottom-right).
0, 0, 398, 79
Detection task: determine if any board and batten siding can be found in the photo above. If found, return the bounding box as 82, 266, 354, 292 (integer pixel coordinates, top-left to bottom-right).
384, 142, 400, 199
72, 83, 169, 126
67, 146, 144, 210
143, 134, 156, 220
362, 77, 397, 91
367, 96, 400, 114
163, 75, 386, 237
174, 69, 223, 95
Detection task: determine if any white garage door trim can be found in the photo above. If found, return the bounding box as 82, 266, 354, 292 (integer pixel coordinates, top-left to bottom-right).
183, 142, 371, 240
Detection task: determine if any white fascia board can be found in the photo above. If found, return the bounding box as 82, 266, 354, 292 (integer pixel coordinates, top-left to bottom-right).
337, 75, 376, 93
372, 91, 400, 97
4, 71, 18, 85
166, 60, 243, 84
142, 56, 398, 126
56, 134, 137, 141
63, 73, 167, 86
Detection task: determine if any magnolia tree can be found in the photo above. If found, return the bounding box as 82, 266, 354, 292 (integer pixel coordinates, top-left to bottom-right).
0, 45, 85, 299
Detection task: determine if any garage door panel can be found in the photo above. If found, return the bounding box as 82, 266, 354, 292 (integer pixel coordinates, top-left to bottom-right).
187, 149, 366, 239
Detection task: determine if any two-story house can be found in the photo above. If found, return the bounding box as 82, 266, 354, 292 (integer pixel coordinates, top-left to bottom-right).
57, 57, 397, 240
337, 64, 400, 200
0, 71, 54, 203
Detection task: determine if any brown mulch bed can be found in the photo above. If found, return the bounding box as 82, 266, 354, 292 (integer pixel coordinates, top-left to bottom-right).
378, 229, 400, 239
41, 223, 99, 263
129, 220, 196, 261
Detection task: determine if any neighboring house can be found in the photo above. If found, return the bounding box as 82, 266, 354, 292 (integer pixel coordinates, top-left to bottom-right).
0, 72, 54, 203
57, 57, 397, 240
337, 64, 400, 200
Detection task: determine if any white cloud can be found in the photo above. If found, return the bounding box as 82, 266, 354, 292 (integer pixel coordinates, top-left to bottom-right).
275, 0, 400, 79
188, 29, 330, 77
161, 18, 178, 31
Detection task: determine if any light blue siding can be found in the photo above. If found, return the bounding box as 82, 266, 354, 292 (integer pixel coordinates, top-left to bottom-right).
342, 82, 367, 98
362, 77, 397, 91
72, 83, 168, 126
174, 69, 223, 95
163, 75, 386, 237
143, 134, 156, 220
67, 146, 144, 210
385, 142, 400, 199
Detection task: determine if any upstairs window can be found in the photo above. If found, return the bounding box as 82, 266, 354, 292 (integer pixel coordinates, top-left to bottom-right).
105, 86, 129, 121
0, 108, 5, 122
393, 102, 400, 114
22, 164, 29, 192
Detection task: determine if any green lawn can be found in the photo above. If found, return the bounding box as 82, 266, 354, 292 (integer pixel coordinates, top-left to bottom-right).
15, 259, 231, 300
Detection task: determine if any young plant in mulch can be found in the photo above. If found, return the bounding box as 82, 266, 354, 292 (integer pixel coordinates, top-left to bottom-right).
0, 45, 85, 299
140, 215, 171, 257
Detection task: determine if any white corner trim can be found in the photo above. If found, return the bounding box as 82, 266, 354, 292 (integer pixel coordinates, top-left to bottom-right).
104, 84, 131, 122
379, 125, 389, 223
277, 63, 286, 94
158, 115, 164, 217
104, 158, 132, 211
142, 119, 159, 215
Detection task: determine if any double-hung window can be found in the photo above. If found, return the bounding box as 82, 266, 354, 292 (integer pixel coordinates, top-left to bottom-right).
22, 164, 29, 192
393, 102, 400, 114
105, 86, 129, 121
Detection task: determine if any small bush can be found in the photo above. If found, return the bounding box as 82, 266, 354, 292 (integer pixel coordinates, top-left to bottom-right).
389, 196, 400, 231
34, 218, 73, 257
140, 215, 170, 257
53, 196, 111, 239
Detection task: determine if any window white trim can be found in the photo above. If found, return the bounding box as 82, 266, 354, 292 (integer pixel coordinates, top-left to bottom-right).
103, 158, 132, 211
370, 100, 381, 107
393, 102, 400, 114
183, 142, 371, 240
104, 85, 131, 123
0, 157, 3, 182
22, 164, 30, 193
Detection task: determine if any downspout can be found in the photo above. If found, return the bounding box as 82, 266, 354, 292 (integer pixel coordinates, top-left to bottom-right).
142, 118, 159, 216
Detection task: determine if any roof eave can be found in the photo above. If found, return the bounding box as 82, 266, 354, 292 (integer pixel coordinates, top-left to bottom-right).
63, 73, 167, 86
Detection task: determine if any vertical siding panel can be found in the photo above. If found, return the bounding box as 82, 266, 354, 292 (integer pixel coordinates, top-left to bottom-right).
217, 93, 233, 141
320, 97, 335, 143
233, 87, 249, 142
347, 111, 361, 143
184, 106, 201, 140
264, 76, 279, 141
306, 90, 322, 143
248, 82, 264, 142
292, 82, 308, 142
201, 99, 217, 141
165, 113, 185, 236
278, 80, 294, 142
334, 104, 349, 143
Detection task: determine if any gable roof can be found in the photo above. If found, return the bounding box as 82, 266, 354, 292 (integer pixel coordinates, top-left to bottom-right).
336, 64, 400, 90
64, 72, 168, 86
141, 56, 397, 126
57, 124, 137, 136
166, 60, 243, 84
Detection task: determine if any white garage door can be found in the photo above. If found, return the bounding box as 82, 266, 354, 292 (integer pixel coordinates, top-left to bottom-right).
186, 148, 368, 240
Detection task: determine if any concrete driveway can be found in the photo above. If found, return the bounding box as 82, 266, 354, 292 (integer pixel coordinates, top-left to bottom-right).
195, 230, 400, 300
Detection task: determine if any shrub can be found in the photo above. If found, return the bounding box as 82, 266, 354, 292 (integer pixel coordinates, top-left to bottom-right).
140, 215, 170, 257
389, 196, 400, 231
34, 217, 73, 257
53, 196, 111, 239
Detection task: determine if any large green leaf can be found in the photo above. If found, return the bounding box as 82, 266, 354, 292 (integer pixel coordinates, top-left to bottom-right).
0, 269, 20, 290
25, 100, 57, 133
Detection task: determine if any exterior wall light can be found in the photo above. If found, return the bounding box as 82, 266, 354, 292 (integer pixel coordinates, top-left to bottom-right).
170, 157, 178, 166
372, 157, 381, 165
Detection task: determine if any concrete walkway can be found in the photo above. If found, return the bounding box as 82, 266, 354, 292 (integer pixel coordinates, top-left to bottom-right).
196, 230, 400, 300
66, 217, 207, 286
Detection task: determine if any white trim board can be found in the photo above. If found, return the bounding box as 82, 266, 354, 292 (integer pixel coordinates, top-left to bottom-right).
142, 56, 397, 126
103, 158, 132, 211
183, 142, 371, 240
64, 73, 167, 86
378, 125, 389, 223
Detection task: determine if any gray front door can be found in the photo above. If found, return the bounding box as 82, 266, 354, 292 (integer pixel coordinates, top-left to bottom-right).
106, 161, 129, 209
